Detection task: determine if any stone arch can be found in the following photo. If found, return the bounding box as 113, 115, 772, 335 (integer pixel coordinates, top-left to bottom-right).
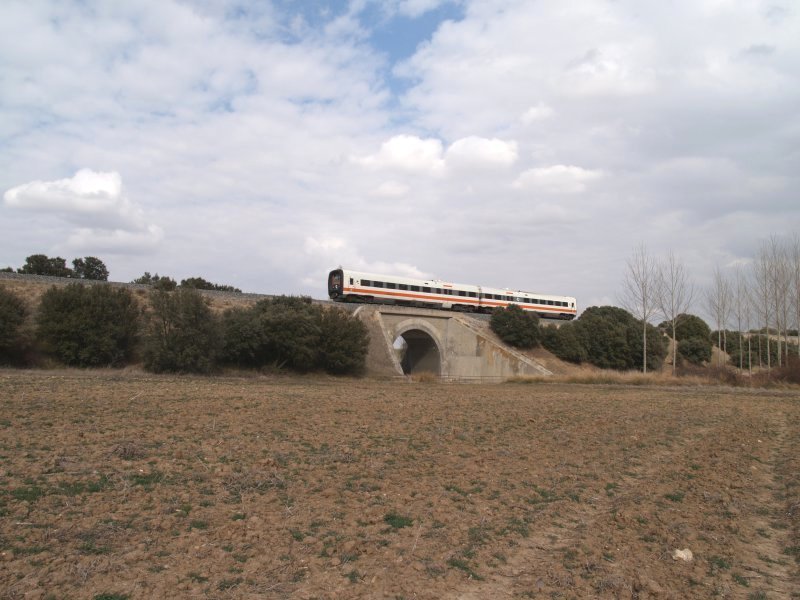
392, 318, 444, 376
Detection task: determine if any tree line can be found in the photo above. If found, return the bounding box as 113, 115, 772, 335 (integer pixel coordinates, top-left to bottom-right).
0, 283, 368, 375
3, 253, 242, 292
620, 235, 800, 376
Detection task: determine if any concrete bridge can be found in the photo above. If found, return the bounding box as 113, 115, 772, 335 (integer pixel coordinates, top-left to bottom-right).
353, 305, 551, 380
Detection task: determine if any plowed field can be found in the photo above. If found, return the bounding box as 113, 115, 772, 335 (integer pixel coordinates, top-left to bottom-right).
1, 370, 798, 599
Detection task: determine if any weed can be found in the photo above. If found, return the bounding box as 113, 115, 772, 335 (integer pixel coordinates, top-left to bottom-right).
447, 557, 483, 580
129, 470, 164, 488
605, 482, 618, 497
709, 556, 731, 570
664, 491, 685, 502
12, 486, 44, 502
383, 512, 413, 529
93, 595, 129, 600
217, 577, 243, 590
189, 520, 209, 530
188, 572, 209, 583
732, 573, 749, 587
345, 569, 362, 583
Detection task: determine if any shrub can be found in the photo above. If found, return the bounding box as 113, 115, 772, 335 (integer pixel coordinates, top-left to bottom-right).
677, 336, 712, 366
132, 272, 177, 291
0, 287, 28, 365
543, 306, 667, 371
36, 284, 140, 367
220, 297, 369, 375
180, 277, 241, 293
142, 288, 219, 373
318, 307, 369, 375
490, 305, 541, 349
541, 323, 586, 363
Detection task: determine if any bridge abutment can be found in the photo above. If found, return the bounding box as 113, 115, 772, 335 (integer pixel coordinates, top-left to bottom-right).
355, 305, 551, 380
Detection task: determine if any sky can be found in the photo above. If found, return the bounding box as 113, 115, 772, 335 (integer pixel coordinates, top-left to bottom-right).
1, 0, 799, 313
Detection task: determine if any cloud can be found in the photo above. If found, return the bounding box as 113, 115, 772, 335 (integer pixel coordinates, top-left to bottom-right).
3, 169, 162, 252
444, 136, 518, 169
513, 165, 604, 194
353, 134, 445, 173
373, 181, 410, 197
521, 102, 554, 124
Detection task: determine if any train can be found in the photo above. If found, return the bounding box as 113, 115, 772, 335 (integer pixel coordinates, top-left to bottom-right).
327, 267, 577, 320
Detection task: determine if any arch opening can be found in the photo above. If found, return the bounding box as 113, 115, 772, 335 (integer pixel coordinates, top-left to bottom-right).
392, 329, 441, 376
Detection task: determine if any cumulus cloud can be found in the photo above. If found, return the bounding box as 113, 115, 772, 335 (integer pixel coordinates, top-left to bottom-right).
355, 134, 517, 175
444, 136, 518, 169
353, 134, 445, 174
3, 169, 162, 252
513, 165, 604, 194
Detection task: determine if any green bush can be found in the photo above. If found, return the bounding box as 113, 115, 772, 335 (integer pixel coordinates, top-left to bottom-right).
540, 322, 587, 363
0, 287, 29, 365
36, 284, 140, 367
180, 277, 241, 293
542, 306, 667, 371
318, 307, 369, 375
220, 297, 369, 375
490, 305, 541, 349
142, 288, 219, 373
677, 336, 712, 365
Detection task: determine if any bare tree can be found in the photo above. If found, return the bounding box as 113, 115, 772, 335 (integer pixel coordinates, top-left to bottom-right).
621, 243, 662, 373
752, 243, 773, 371
706, 266, 731, 367
657, 251, 694, 375
766, 236, 790, 366
792, 234, 800, 357
731, 266, 749, 373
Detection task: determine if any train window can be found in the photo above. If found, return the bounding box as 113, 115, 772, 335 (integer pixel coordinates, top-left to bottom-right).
361, 279, 371, 286
374, 281, 384, 288
399, 284, 408, 290
435, 288, 442, 294
349, 278, 353, 285
386, 282, 396, 289
457, 290, 465, 296
410, 285, 420, 292
547, 300, 554, 305
422, 286, 431, 293
469, 292, 477, 298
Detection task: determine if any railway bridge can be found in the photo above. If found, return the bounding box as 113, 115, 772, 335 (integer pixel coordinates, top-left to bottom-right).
353, 305, 551, 380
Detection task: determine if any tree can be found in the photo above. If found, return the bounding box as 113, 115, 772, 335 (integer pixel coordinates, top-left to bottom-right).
706, 266, 731, 366
132, 272, 177, 291
181, 277, 241, 293
0, 287, 28, 365
657, 251, 694, 375
142, 288, 219, 373
752, 243, 773, 370
72, 257, 109, 281
664, 313, 712, 366
36, 284, 140, 367
18, 254, 72, 277
544, 306, 666, 371
490, 304, 541, 349
621, 244, 662, 373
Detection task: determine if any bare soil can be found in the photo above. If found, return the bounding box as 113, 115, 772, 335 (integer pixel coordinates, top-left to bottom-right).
1, 370, 798, 599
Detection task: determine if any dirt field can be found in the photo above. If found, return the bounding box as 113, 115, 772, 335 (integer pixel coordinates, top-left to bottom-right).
1, 371, 798, 599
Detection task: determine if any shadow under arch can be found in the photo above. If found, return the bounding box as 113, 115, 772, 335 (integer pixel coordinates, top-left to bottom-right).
392, 319, 443, 376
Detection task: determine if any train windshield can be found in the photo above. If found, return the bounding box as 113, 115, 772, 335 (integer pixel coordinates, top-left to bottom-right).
328, 269, 343, 298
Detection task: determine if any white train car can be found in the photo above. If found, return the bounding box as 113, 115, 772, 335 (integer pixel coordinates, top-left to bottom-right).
479, 285, 577, 320
328, 267, 577, 320
327, 268, 481, 311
